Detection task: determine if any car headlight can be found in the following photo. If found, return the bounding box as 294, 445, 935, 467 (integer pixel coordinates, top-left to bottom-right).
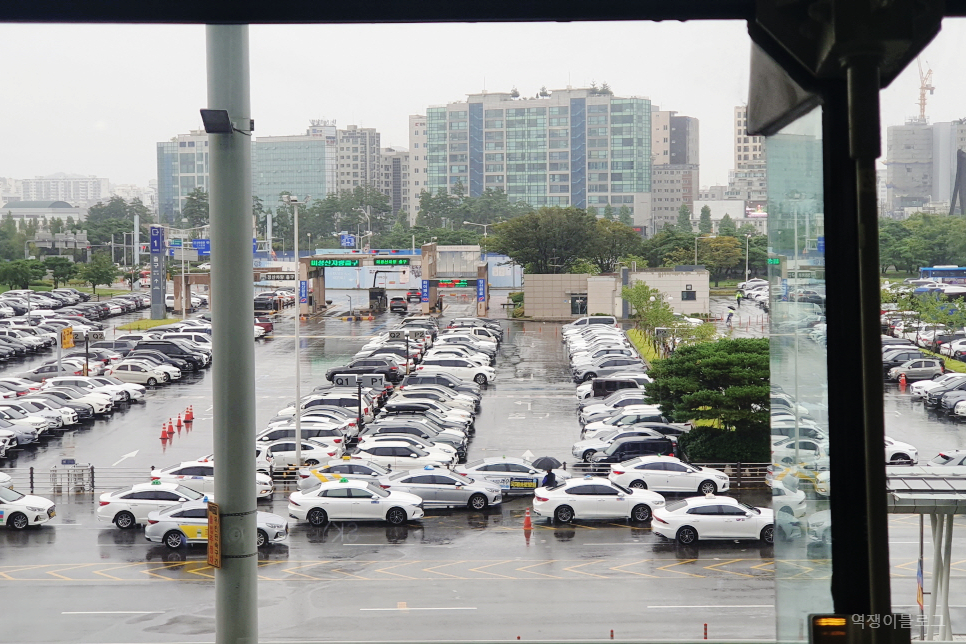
715, 475, 728, 481
266, 523, 285, 530
810, 520, 827, 529
27, 506, 45, 512
652, 500, 665, 506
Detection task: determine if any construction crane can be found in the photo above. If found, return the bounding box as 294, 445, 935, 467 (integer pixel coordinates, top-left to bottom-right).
918, 57, 935, 122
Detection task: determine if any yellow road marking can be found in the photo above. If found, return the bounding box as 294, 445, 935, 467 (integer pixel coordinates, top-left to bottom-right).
372, 562, 419, 580
141, 562, 189, 581
422, 561, 468, 579
515, 560, 561, 579
280, 561, 333, 580
655, 559, 703, 578
703, 558, 756, 578
330, 567, 370, 580
92, 562, 144, 581
46, 564, 97, 580
608, 560, 658, 578
0, 564, 49, 580
562, 560, 608, 578
467, 560, 516, 579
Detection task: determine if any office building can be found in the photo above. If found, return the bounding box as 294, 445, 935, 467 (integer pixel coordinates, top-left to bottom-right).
650, 164, 699, 230
649, 107, 700, 232
408, 115, 428, 224
379, 147, 411, 217
21, 173, 110, 207
337, 125, 381, 188
156, 130, 209, 224
252, 120, 337, 210
422, 87, 651, 216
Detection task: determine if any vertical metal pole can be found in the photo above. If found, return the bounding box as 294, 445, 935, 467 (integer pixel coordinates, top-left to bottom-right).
927, 513, 942, 640
941, 514, 953, 641
294, 201, 301, 468
745, 235, 750, 281
206, 25, 257, 644
133, 214, 140, 291
920, 514, 925, 642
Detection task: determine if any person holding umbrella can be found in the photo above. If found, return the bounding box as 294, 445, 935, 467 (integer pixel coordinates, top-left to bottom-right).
531, 456, 562, 487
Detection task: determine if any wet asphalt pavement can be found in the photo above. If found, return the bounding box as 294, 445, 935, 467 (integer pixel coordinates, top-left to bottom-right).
0, 291, 961, 643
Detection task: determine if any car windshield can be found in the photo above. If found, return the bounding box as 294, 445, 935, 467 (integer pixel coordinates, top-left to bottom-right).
596, 429, 619, 441
611, 481, 632, 494
0, 487, 25, 502
158, 504, 186, 515
175, 486, 204, 500
366, 483, 390, 497
738, 502, 760, 514
665, 499, 689, 512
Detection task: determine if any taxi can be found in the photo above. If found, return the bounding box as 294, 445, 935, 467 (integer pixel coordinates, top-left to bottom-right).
0, 485, 55, 529
379, 465, 502, 510
150, 460, 274, 500
456, 456, 571, 496
288, 477, 424, 526
144, 499, 288, 549
97, 481, 204, 529
296, 458, 390, 491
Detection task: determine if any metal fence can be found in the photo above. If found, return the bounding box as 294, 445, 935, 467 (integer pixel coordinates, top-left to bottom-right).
568, 462, 770, 488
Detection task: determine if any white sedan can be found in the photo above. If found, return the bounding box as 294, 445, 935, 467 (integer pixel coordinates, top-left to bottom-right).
145, 500, 287, 549
352, 442, 455, 469
532, 476, 665, 523
884, 436, 918, 464
110, 361, 170, 386
771, 479, 808, 517
151, 461, 274, 500
456, 457, 571, 495
297, 459, 390, 491
288, 479, 424, 526
97, 482, 204, 529
910, 373, 966, 398
608, 456, 730, 494
0, 472, 12, 489
262, 439, 342, 469
0, 486, 55, 529
651, 495, 774, 545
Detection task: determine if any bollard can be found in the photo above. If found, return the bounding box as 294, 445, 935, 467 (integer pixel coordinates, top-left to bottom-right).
29, 466, 34, 494
704, 624, 708, 640
90, 465, 95, 491
610, 630, 614, 640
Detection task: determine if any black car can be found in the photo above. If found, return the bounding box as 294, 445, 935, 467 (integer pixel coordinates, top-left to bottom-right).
882, 349, 927, 375
389, 297, 408, 313
325, 357, 402, 384
399, 372, 481, 397
360, 424, 466, 458
90, 340, 137, 356
25, 395, 94, 421
588, 436, 677, 464
127, 349, 189, 373
376, 405, 470, 433
134, 340, 206, 371
925, 378, 966, 405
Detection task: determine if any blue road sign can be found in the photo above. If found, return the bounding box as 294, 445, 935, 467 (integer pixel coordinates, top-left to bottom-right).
420, 280, 430, 303
340, 234, 356, 248
476, 278, 486, 302
299, 280, 308, 304
192, 239, 211, 254
817, 236, 825, 254
149, 227, 165, 254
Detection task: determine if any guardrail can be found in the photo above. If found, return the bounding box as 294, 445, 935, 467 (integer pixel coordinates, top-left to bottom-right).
568, 462, 770, 489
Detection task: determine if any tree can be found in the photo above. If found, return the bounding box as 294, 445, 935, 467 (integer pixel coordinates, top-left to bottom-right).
44, 256, 78, 288
621, 281, 675, 335
646, 338, 770, 432
718, 213, 737, 237
181, 188, 209, 228
567, 259, 601, 275
676, 204, 693, 232
79, 251, 119, 295
640, 227, 695, 269
586, 219, 643, 273
618, 206, 633, 226
489, 206, 597, 274
602, 204, 616, 221
698, 205, 713, 234
587, 206, 598, 218
0, 260, 37, 289
736, 223, 758, 238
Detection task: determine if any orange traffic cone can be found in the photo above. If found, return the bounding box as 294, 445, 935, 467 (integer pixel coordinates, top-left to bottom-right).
899, 373, 907, 392
176, 414, 182, 430
523, 508, 532, 530
160, 425, 169, 440
185, 406, 194, 422
167, 419, 175, 436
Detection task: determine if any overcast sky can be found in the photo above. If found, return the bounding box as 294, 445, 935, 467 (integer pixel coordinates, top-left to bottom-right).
0, 19, 963, 190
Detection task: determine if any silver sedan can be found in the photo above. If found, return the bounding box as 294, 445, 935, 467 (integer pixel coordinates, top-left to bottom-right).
379, 467, 502, 510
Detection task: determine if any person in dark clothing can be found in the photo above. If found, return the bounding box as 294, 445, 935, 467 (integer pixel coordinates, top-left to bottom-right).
542, 469, 557, 487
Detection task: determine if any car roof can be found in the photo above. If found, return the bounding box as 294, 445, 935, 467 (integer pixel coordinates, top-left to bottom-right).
129, 481, 184, 492
314, 479, 371, 489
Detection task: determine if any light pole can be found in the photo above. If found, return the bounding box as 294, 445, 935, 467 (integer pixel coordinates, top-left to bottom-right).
282, 194, 305, 468
745, 234, 752, 281
462, 221, 491, 237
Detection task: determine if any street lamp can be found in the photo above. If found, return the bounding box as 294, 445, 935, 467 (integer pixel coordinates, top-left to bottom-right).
745, 234, 752, 281
282, 194, 306, 468
462, 221, 491, 237
694, 235, 715, 265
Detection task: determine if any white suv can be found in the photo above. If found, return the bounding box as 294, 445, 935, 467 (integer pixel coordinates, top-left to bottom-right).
416, 360, 496, 385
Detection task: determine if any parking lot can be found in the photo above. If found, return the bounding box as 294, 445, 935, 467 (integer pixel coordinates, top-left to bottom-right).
1, 291, 964, 643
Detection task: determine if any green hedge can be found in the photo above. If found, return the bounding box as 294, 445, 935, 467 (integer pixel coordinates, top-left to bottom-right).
678, 425, 770, 462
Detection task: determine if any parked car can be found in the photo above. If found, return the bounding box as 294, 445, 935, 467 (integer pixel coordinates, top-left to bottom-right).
389, 297, 408, 313
886, 358, 944, 382
651, 494, 774, 545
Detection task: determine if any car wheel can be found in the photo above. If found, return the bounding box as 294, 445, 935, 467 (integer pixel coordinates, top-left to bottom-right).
146, 377, 157, 386
468, 493, 488, 511
676, 525, 698, 545
305, 459, 319, 467
631, 504, 652, 522
256, 529, 268, 548
933, 373, 942, 380
582, 449, 599, 462
122, 391, 131, 401
114, 511, 136, 529
582, 372, 597, 383
891, 453, 911, 464
761, 525, 775, 545
554, 505, 574, 523
163, 531, 185, 549
473, 373, 487, 385
698, 480, 717, 495
629, 479, 647, 489
7, 512, 28, 530
307, 508, 328, 527
386, 507, 407, 525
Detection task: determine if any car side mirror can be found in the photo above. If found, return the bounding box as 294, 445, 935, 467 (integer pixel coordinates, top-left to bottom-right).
178, 498, 187, 502
746, 512, 754, 518
410, 453, 418, 458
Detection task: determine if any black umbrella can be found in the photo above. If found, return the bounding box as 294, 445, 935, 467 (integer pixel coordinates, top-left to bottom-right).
531, 456, 562, 470
727, 305, 736, 311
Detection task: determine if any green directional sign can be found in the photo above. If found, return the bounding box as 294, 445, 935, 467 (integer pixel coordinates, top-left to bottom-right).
373, 258, 410, 266
310, 259, 360, 267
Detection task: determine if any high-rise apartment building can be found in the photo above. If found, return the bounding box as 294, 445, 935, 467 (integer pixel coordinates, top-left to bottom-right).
156, 130, 209, 224
733, 105, 764, 167
336, 125, 381, 189
252, 120, 337, 209
21, 173, 110, 207
421, 88, 651, 214
727, 105, 768, 204
649, 107, 700, 232
378, 147, 411, 217
408, 115, 428, 224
